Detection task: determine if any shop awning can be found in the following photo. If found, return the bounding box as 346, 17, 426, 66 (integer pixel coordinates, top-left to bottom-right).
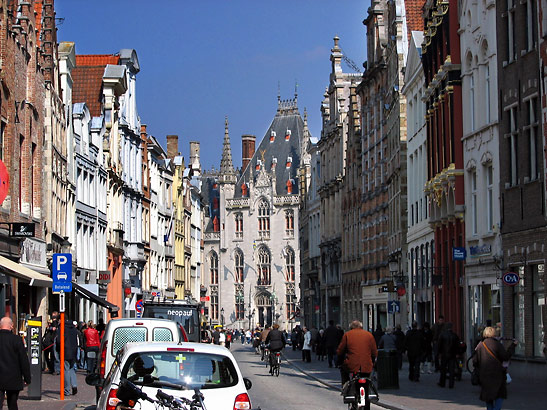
0, 255, 52, 287
73, 282, 120, 317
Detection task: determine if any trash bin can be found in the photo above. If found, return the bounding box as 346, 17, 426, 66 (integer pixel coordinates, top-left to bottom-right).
376, 349, 399, 389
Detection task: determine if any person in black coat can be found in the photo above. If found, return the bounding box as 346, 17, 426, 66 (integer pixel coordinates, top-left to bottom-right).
323, 321, 339, 368
56, 319, 79, 396
0, 316, 31, 409
405, 321, 424, 381
437, 322, 460, 388
212, 328, 220, 345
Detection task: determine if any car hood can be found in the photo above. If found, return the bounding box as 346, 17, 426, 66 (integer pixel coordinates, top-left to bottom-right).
136, 384, 249, 410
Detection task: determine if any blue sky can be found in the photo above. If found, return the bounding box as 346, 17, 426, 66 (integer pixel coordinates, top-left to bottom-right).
56, 0, 371, 170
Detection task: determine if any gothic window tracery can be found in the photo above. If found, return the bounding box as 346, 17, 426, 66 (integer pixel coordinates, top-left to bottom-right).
258, 246, 271, 286
258, 198, 270, 238
235, 249, 244, 283
210, 251, 218, 285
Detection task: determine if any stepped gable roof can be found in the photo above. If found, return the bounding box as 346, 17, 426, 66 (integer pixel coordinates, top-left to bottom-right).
234, 97, 303, 198
73, 54, 121, 117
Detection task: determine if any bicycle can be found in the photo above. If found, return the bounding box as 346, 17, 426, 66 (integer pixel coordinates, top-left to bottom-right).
341, 372, 379, 410
115, 377, 208, 410
261, 343, 270, 365
268, 350, 281, 377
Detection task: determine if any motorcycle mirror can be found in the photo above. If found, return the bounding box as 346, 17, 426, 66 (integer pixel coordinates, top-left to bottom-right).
243, 377, 252, 390
85, 373, 103, 387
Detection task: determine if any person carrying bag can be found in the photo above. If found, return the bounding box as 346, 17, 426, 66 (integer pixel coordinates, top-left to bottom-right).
472, 327, 517, 410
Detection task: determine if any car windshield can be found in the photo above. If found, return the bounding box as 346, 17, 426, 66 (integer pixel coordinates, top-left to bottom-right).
121, 351, 239, 390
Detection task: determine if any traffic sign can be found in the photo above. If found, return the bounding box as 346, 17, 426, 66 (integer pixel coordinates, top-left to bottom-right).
52, 253, 72, 292
502, 271, 520, 286
135, 299, 143, 313
388, 300, 400, 314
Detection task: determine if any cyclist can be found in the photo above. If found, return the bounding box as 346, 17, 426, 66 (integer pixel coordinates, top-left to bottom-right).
337, 320, 378, 410
265, 323, 286, 373
260, 325, 271, 360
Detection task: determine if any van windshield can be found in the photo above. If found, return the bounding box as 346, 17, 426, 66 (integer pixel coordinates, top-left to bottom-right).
122, 351, 238, 390
142, 305, 199, 342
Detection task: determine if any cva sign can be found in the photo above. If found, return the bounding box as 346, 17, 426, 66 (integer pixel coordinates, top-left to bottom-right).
502, 271, 520, 286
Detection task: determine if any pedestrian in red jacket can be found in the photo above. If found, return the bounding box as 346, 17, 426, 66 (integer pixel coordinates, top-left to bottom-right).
83, 321, 100, 374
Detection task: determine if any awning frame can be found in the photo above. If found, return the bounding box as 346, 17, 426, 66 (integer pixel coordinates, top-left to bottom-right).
73, 282, 120, 317
0, 254, 52, 287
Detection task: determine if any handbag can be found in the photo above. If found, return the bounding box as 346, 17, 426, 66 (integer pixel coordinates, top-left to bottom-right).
471, 366, 480, 385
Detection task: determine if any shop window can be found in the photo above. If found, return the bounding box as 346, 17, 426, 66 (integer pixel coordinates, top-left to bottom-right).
533, 264, 545, 357
513, 266, 525, 355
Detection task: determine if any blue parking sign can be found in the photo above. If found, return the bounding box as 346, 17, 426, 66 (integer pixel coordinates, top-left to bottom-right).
52, 253, 72, 292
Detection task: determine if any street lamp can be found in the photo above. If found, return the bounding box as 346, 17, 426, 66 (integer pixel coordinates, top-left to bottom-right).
220, 307, 225, 328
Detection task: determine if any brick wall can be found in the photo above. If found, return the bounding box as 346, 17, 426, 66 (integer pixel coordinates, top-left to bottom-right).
0, 0, 46, 240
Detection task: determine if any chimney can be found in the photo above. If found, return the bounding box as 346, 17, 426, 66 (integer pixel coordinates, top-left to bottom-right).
242, 134, 256, 171
189, 141, 201, 172
166, 135, 179, 159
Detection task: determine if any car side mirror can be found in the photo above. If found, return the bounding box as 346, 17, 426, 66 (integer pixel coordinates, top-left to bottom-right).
85, 373, 103, 387
243, 377, 252, 390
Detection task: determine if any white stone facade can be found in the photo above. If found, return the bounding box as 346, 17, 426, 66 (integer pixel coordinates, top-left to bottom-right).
459, 0, 503, 343
402, 31, 435, 327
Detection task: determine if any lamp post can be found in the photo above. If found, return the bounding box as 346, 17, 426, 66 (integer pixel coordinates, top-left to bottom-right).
220, 307, 224, 328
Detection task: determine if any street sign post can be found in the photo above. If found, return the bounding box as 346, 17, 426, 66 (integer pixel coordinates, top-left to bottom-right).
53, 253, 71, 401
52, 253, 72, 292
135, 299, 143, 318
388, 300, 400, 314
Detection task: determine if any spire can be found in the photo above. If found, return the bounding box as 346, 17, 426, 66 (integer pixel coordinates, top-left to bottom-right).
220, 116, 235, 175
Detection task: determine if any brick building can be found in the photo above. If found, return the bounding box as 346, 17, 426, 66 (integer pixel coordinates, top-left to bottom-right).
422, 0, 465, 337
0, 0, 52, 328
497, 0, 546, 379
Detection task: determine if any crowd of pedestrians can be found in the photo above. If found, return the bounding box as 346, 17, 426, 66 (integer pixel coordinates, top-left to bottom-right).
40, 312, 107, 397
274, 315, 517, 410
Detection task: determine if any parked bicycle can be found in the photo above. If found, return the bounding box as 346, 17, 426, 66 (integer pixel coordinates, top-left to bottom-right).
268, 350, 281, 377
115, 377, 208, 410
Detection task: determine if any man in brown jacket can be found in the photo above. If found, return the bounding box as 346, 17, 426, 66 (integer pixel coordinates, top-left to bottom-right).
337, 320, 378, 381
337, 320, 378, 410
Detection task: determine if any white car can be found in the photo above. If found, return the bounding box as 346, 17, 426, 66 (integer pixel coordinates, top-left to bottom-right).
90, 342, 254, 410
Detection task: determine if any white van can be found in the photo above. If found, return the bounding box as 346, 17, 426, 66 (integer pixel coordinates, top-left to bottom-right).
97, 318, 188, 379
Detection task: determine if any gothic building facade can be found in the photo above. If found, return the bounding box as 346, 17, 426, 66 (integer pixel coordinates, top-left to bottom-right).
202, 96, 310, 331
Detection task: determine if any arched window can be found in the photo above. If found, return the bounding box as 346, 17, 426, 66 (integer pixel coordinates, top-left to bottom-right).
235, 250, 244, 283
258, 198, 270, 238
235, 284, 244, 320
285, 209, 294, 237
285, 248, 295, 282
235, 212, 243, 239
210, 251, 219, 285
258, 247, 271, 285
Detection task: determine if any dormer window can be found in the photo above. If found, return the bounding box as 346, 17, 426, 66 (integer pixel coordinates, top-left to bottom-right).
286, 156, 292, 169
285, 129, 291, 140
271, 158, 277, 171
256, 159, 262, 171
241, 182, 248, 197
270, 131, 276, 143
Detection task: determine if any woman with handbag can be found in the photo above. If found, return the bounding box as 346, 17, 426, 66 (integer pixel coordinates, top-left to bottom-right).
472, 327, 517, 410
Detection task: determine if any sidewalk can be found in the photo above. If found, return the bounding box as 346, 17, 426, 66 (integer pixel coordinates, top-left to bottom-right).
280, 347, 543, 410
17, 369, 96, 410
